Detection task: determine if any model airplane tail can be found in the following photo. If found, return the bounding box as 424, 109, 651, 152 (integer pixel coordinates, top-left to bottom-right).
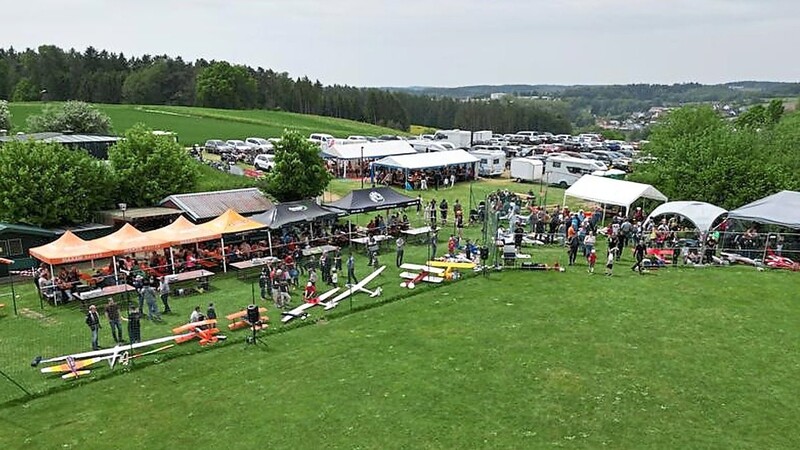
61, 370, 91, 380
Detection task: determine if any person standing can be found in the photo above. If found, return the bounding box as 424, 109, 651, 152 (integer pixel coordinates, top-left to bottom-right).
605, 247, 618, 276
583, 231, 596, 258
347, 253, 358, 285
416, 195, 422, 215
439, 199, 448, 226
395, 236, 405, 267
568, 232, 580, 266
142, 281, 161, 322
122, 306, 142, 344
158, 276, 171, 314
430, 229, 438, 259
85, 305, 102, 350
587, 249, 597, 274
105, 298, 124, 344
632, 241, 647, 274
449, 173, 456, 189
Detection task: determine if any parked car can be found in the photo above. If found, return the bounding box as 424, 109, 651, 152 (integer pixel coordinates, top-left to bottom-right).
226, 140, 255, 153
204, 139, 234, 154
245, 137, 274, 153
253, 154, 276, 172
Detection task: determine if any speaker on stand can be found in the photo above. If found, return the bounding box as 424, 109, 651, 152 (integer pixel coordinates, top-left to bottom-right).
245, 304, 264, 346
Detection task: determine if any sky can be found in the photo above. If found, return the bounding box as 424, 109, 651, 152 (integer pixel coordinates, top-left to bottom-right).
1, 0, 798, 87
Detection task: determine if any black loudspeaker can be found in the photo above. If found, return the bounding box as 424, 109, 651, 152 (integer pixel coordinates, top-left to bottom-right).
480, 246, 489, 260
246, 304, 260, 324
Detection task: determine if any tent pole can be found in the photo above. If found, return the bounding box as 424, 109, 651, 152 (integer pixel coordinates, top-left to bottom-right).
169, 247, 176, 274
220, 236, 227, 273
268, 230, 273, 257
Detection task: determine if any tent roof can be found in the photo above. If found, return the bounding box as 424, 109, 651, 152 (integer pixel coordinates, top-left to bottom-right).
646, 201, 728, 232
92, 223, 170, 254
322, 141, 417, 160
0, 222, 56, 238
564, 175, 668, 211
29, 230, 116, 265
144, 216, 222, 246
160, 188, 274, 222
373, 149, 479, 170
198, 209, 266, 235
324, 187, 420, 214
250, 200, 341, 229
728, 190, 800, 229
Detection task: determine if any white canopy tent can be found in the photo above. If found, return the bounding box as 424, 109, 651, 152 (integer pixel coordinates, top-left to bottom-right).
373, 149, 479, 171
563, 175, 668, 216
646, 201, 727, 232
728, 190, 800, 229
322, 141, 416, 160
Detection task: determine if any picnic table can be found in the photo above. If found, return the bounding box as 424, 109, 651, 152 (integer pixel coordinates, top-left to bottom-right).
350, 235, 392, 247
302, 244, 339, 257
165, 269, 215, 294
73, 284, 137, 311
229, 257, 280, 279
401, 226, 432, 243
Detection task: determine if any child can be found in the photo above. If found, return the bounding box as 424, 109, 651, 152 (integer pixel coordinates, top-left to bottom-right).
206, 303, 217, 322
605, 247, 618, 276
588, 249, 597, 274
330, 268, 339, 287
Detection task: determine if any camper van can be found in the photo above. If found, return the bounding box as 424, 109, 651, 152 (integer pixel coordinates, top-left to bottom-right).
544, 155, 608, 187
434, 129, 472, 149
510, 157, 545, 182
470, 149, 506, 177
408, 139, 449, 153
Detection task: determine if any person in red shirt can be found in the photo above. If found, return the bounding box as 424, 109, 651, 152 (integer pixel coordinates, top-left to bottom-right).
587, 249, 597, 274
303, 281, 317, 302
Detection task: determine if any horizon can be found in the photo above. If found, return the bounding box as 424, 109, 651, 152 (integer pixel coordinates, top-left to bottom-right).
1, 1, 798, 87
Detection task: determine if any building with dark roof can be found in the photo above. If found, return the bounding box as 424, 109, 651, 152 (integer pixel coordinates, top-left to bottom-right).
0, 132, 121, 159
160, 188, 274, 222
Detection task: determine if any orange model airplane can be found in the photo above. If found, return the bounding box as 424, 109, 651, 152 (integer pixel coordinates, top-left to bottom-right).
226, 307, 268, 331
172, 319, 224, 346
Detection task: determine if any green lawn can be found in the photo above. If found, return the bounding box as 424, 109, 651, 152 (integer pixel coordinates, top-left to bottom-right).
6, 103, 408, 144
0, 179, 798, 448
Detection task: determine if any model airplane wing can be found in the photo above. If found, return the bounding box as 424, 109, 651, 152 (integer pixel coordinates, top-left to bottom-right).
40, 356, 108, 374
399, 263, 445, 274
323, 266, 385, 310
61, 370, 91, 380
172, 319, 218, 334
399, 272, 444, 283
281, 288, 340, 323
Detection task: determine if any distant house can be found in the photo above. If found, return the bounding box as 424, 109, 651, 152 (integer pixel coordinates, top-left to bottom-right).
0, 132, 121, 159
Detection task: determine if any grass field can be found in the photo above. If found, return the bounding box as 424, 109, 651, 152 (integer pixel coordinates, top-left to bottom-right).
0, 180, 799, 448
6, 103, 408, 144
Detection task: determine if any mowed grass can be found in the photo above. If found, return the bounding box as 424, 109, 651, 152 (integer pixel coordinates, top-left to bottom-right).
0, 179, 798, 448
6, 103, 408, 144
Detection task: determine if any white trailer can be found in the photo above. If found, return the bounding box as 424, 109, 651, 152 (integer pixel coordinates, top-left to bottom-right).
434, 129, 472, 149
470, 149, 506, 177
544, 155, 608, 188
472, 130, 492, 144
510, 157, 545, 182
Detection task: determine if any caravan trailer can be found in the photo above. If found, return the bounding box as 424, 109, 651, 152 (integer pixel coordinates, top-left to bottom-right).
544, 155, 608, 188
470, 149, 506, 177
510, 157, 545, 182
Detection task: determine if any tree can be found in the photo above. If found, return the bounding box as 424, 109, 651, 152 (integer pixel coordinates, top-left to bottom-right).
109, 124, 199, 207
0, 100, 11, 131
26, 100, 113, 134
630, 106, 799, 210
0, 140, 112, 227
12, 78, 40, 101
195, 62, 257, 109
263, 130, 332, 202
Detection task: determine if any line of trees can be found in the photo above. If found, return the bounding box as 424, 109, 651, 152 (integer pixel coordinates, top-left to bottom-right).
0, 45, 571, 134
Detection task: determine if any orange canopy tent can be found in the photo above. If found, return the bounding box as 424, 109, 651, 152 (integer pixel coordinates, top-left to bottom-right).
198, 209, 266, 272
144, 216, 221, 246
92, 223, 171, 255
29, 230, 116, 265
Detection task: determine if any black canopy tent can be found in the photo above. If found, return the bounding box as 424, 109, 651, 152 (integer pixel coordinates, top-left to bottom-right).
323, 187, 419, 214
250, 200, 342, 229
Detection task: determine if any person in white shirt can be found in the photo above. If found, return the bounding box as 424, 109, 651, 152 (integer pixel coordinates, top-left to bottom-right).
189, 306, 201, 323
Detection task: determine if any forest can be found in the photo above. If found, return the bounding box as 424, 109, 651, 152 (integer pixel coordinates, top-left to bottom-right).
0, 45, 571, 134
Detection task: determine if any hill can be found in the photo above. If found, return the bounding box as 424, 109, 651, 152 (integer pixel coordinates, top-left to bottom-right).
6, 103, 407, 144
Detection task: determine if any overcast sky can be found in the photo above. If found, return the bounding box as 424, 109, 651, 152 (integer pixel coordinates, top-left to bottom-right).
1, 0, 798, 87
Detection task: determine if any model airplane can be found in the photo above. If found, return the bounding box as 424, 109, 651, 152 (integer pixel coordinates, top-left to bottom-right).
323, 266, 385, 310
281, 287, 340, 323
399, 263, 444, 289
40, 344, 174, 379
226, 307, 269, 331
425, 260, 476, 279
35, 333, 191, 369
172, 319, 223, 346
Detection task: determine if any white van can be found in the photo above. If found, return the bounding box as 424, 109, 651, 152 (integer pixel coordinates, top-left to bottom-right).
309, 133, 334, 144
470, 149, 506, 177
544, 155, 608, 188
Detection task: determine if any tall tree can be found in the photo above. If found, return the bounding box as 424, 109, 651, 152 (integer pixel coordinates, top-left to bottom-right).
0, 140, 112, 226
26, 100, 113, 134
0, 100, 11, 131
263, 130, 332, 202
195, 61, 256, 109
109, 124, 199, 207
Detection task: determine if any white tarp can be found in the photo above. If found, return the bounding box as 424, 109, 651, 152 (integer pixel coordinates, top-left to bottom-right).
728, 190, 800, 229
373, 149, 479, 170
563, 175, 667, 214
322, 141, 416, 160
646, 201, 727, 232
